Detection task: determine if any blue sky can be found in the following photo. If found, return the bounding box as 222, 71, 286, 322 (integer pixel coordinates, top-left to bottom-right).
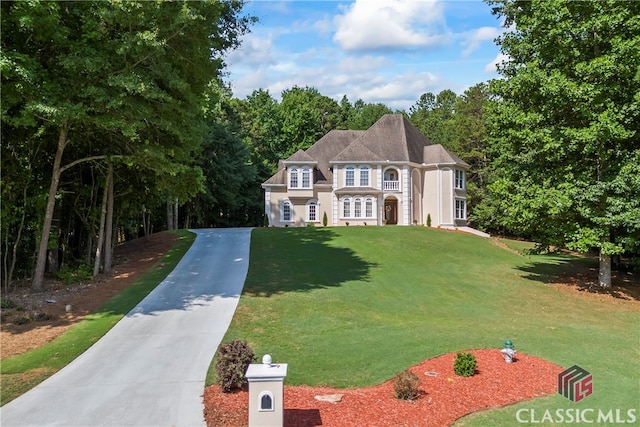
224, 0, 509, 110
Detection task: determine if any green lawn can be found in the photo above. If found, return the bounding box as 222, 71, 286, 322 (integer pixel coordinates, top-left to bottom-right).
214, 226, 639, 425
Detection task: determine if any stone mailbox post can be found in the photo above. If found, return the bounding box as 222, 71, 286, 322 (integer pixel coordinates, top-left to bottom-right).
246, 354, 288, 427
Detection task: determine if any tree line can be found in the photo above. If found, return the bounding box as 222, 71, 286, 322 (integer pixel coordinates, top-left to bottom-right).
2, 0, 637, 292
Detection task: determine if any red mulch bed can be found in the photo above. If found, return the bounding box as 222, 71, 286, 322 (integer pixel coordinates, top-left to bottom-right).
204, 349, 562, 427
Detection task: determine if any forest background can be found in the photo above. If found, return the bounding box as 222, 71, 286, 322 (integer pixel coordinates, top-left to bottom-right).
2, 0, 638, 293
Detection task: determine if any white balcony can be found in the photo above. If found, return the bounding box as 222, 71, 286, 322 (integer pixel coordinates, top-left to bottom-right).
383, 180, 400, 191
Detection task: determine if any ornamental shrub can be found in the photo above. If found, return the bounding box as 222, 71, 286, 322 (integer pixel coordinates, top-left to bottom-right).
214, 339, 255, 393
322, 211, 328, 227
393, 370, 422, 401
426, 213, 432, 227
453, 351, 477, 377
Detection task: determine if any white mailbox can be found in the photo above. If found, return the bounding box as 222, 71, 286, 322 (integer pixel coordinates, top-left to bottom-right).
246, 355, 288, 427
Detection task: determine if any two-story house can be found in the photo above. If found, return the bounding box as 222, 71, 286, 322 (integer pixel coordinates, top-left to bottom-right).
262, 114, 479, 232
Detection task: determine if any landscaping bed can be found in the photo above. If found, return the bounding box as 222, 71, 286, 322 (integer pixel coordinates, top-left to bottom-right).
204, 349, 562, 426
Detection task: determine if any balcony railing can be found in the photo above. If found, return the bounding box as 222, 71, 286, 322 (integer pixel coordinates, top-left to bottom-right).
383, 180, 400, 191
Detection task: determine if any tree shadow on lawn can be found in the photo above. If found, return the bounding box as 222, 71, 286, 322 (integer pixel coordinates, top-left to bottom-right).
517, 254, 640, 302
243, 227, 377, 297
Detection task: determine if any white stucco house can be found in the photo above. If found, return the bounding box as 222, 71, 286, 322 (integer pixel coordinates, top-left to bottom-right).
262, 114, 482, 233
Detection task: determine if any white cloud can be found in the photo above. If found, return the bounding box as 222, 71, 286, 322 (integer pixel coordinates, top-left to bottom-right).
225, 0, 503, 109
333, 0, 450, 51
484, 52, 509, 73
461, 26, 501, 57
356, 71, 441, 106
225, 32, 276, 69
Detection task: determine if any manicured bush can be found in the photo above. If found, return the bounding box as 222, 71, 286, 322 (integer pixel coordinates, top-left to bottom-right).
453, 351, 477, 377
426, 213, 432, 227
322, 212, 328, 227
393, 370, 422, 401
214, 339, 255, 393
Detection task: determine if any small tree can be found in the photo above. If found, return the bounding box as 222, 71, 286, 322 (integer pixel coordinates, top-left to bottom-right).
322, 211, 328, 227
453, 351, 477, 377
426, 213, 432, 227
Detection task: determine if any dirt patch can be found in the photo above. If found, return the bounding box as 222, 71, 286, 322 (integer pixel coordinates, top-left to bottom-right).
203, 350, 562, 427
1, 232, 178, 359
550, 266, 640, 304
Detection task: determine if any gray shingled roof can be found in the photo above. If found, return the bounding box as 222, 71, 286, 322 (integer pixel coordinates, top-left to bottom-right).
284, 149, 316, 163
262, 114, 468, 186
305, 130, 364, 183
262, 168, 286, 185
344, 114, 432, 163
331, 139, 384, 162
423, 144, 469, 168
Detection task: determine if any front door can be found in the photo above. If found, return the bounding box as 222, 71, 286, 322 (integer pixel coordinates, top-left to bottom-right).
384, 199, 398, 225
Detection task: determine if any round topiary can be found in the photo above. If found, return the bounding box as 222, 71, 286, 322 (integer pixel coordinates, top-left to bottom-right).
453, 351, 477, 377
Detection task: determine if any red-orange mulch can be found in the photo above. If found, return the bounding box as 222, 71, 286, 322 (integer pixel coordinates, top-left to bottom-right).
204, 349, 563, 427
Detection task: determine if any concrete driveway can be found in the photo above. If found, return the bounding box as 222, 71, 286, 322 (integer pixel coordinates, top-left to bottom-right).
1, 228, 252, 427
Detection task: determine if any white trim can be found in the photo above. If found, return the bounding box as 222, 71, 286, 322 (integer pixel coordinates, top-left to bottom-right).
264, 188, 271, 225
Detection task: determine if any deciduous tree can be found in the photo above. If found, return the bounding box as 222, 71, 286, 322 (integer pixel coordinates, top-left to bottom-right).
2, 0, 254, 291
485, 0, 640, 287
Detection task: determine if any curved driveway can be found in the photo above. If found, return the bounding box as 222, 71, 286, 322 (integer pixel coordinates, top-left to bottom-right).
1, 228, 252, 427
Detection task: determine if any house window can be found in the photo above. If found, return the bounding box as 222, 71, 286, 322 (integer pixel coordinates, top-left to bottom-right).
360, 166, 369, 186
354, 198, 362, 218
455, 169, 465, 190
307, 200, 317, 222
365, 198, 373, 217
302, 167, 311, 188
345, 166, 355, 186
289, 167, 299, 188
342, 198, 351, 218
455, 199, 466, 220
282, 200, 293, 222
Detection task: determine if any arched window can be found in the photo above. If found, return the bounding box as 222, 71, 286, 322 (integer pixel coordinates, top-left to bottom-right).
365, 197, 373, 218
289, 167, 299, 188
282, 200, 292, 222
307, 200, 318, 222
342, 197, 351, 218
354, 197, 362, 218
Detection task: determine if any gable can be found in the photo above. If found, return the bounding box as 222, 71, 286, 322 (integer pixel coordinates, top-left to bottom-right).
332, 139, 384, 162
342, 114, 432, 163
